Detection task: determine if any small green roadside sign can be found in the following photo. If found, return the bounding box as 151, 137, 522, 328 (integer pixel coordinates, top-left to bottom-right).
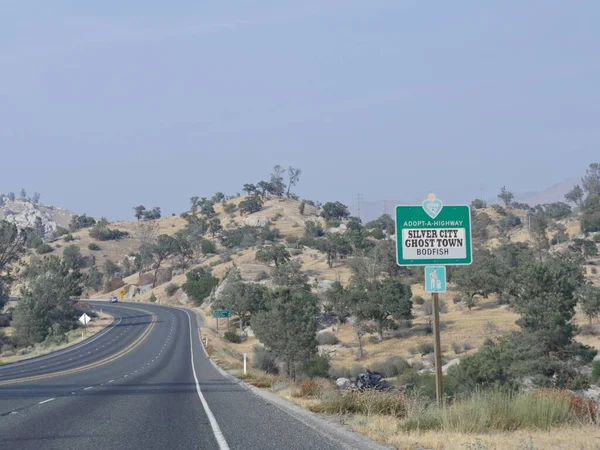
213, 310, 232, 319
396, 194, 472, 266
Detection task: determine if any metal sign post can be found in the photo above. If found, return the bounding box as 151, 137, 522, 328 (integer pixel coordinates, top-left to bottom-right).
396, 194, 472, 408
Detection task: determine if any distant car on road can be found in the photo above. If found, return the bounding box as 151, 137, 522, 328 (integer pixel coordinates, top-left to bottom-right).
109, 296, 118, 303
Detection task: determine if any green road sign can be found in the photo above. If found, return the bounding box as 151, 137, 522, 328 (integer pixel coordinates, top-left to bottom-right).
213, 309, 232, 319
396, 194, 472, 266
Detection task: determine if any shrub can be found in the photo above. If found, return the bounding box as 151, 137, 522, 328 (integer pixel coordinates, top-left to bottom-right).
593, 361, 600, 383
297, 378, 333, 398
316, 331, 339, 345
400, 389, 577, 433
452, 342, 464, 355
303, 354, 331, 378
453, 294, 463, 304
311, 391, 407, 418
349, 364, 366, 379
88, 243, 101, 251
463, 342, 474, 352
103, 277, 124, 293
594, 235, 600, 243
418, 342, 435, 355
252, 345, 279, 375
63, 234, 75, 242
592, 267, 598, 275
149, 293, 157, 303
254, 270, 270, 282
36, 243, 53, 254
370, 356, 411, 377
223, 330, 242, 344
89, 225, 128, 241
412, 295, 425, 306
408, 347, 417, 356
201, 239, 216, 255
328, 366, 351, 379
165, 283, 179, 297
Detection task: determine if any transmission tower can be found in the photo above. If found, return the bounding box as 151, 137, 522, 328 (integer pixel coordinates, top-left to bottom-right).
356, 193, 363, 219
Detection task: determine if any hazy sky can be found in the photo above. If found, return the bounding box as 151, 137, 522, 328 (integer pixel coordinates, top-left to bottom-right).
1, 1, 599, 219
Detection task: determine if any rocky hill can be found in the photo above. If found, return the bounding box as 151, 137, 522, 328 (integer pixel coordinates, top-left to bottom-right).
0, 194, 76, 240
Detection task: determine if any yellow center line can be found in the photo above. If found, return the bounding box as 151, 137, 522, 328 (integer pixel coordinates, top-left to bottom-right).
0, 306, 157, 386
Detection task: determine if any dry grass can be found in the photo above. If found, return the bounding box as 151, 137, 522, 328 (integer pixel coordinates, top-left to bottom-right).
344, 416, 600, 450
0, 311, 113, 364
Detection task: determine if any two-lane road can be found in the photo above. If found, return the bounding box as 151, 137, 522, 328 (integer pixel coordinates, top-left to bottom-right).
0, 302, 386, 450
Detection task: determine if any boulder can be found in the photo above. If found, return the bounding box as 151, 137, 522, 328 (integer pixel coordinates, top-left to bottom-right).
243, 216, 271, 227
442, 358, 460, 375
336, 378, 352, 390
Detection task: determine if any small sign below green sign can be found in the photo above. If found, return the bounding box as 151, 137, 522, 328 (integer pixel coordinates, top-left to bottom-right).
396, 194, 472, 266
213, 309, 232, 319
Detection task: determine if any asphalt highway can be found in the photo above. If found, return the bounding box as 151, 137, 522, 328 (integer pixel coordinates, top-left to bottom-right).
0, 302, 384, 450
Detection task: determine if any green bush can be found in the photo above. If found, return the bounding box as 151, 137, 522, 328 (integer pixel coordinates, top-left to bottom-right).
149, 293, 157, 303
303, 354, 330, 378
593, 235, 600, 243
36, 243, 53, 254
88, 243, 101, 251
349, 364, 366, 379
592, 361, 600, 383
223, 330, 242, 344
254, 270, 270, 282
165, 283, 179, 297
412, 295, 425, 306
418, 342, 435, 355
201, 239, 216, 255
252, 345, 279, 375
370, 356, 411, 377
328, 366, 351, 379
89, 225, 128, 241
452, 342, 464, 354
316, 331, 339, 345
63, 234, 75, 242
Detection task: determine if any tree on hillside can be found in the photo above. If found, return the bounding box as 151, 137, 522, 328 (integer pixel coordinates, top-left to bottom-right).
143, 207, 162, 220
365, 214, 395, 236
256, 181, 271, 197
255, 244, 291, 268
134, 205, 146, 221
173, 230, 193, 267
84, 266, 104, 292
69, 214, 97, 232
565, 184, 584, 208
212, 192, 225, 204
568, 238, 598, 259
198, 198, 215, 218
12, 256, 82, 347
582, 163, 600, 196
150, 235, 178, 288
269, 165, 286, 197
242, 184, 257, 196
286, 167, 302, 197
62, 245, 83, 270
137, 220, 159, 276
238, 195, 263, 215
582, 194, 600, 233
33, 216, 45, 241
316, 234, 352, 268
472, 211, 492, 245
7, 192, 15, 201
453, 249, 506, 309
190, 196, 199, 215
542, 202, 572, 220
208, 217, 222, 237
181, 216, 207, 255
252, 287, 318, 379
20, 188, 27, 200
470, 199, 487, 209
351, 278, 413, 340
0, 221, 26, 308
271, 260, 310, 291
497, 186, 514, 207
578, 284, 600, 326
321, 201, 350, 221
215, 268, 268, 331
182, 268, 218, 305
530, 209, 550, 258
103, 259, 121, 280
32, 192, 41, 204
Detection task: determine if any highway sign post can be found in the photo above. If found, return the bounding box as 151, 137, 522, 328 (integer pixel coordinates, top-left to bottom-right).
79, 313, 91, 337
213, 310, 231, 330
396, 195, 472, 407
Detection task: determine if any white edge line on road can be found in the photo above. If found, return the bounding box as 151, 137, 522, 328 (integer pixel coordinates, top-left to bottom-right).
39, 398, 55, 404
184, 309, 230, 450
84, 386, 93, 390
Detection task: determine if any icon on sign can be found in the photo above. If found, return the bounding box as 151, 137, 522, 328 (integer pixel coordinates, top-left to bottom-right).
422, 193, 443, 219
424, 266, 446, 293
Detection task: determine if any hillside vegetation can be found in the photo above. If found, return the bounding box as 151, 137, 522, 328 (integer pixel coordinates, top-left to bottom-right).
3, 164, 600, 448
